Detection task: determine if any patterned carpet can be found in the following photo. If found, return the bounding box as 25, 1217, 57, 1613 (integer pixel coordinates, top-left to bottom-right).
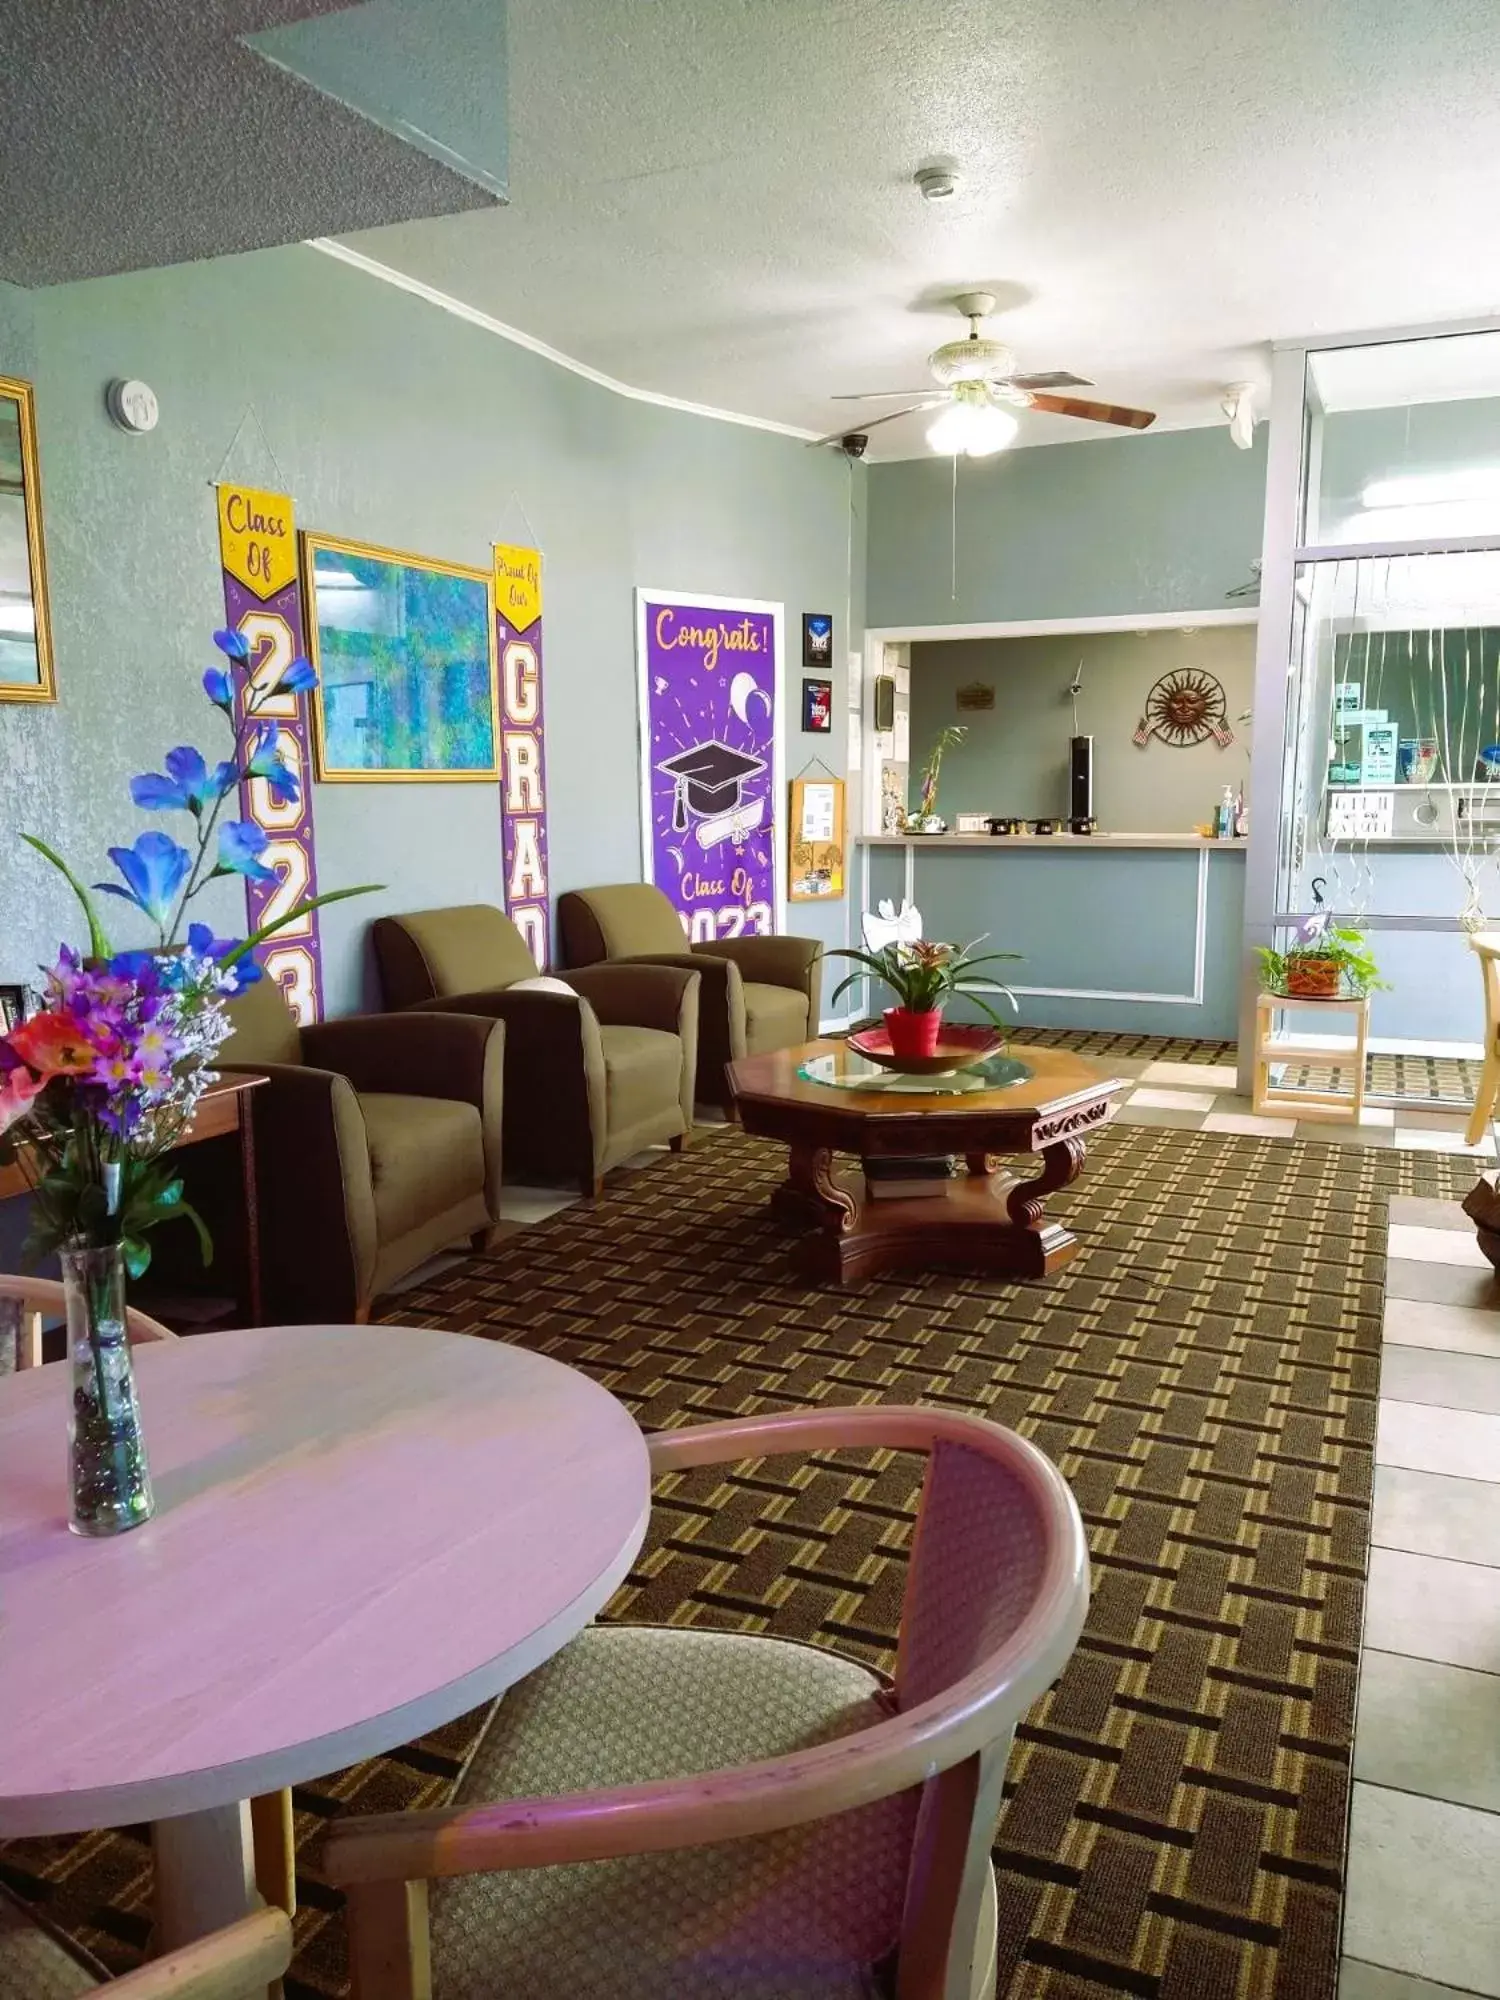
0, 1121, 1478, 2000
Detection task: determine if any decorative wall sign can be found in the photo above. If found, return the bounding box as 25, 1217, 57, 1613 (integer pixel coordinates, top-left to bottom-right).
956, 681, 995, 712
1132, 666, 1232, 748
493, 543, 550, 969
0, 376, 55, 703
802, 677, 833, 733
789, 774, 845, 902
216, 482, 324, 1021
304, 534, 499, 782
802, 612, 833, 667
636, 589, 783, 941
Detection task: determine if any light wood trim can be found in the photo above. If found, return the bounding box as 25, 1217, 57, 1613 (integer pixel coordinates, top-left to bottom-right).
323, 1406, 1087, 1891
895, 1739, 1010, 2000
103, 1908, 291, 1999
1467, 934, 1500, 1145
345, 1879, 431, 2000
250, 1788, 296, 1917
0, 1272, 176, 1370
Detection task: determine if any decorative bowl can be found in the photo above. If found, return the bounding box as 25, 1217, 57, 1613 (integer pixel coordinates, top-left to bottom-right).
847, 1023, 1005, 1076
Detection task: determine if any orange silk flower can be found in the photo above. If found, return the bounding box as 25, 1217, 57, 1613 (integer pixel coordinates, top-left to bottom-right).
7, 1010, 100, 1077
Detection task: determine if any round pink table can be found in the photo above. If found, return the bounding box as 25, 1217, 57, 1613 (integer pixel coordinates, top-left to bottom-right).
0, 1324, 650, 1957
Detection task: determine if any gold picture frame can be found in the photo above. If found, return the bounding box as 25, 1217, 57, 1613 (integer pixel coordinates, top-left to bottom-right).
303, 531, 500, 783
0, 376, 56, 704
788, 774, 846, 902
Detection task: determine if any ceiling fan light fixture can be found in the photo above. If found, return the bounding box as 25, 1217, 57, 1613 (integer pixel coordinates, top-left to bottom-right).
926, 398, 1019, 458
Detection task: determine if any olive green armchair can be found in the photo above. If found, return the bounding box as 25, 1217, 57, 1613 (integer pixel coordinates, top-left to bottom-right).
371, 904, 699, 1197
558, 884, 820, 1108
220, 978, 505, 1323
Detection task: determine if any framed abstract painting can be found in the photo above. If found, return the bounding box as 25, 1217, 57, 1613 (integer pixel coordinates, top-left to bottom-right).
303, 533, 499, 781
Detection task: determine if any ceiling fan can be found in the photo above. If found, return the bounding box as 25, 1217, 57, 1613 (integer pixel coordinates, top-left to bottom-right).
815, 293, 1157, 455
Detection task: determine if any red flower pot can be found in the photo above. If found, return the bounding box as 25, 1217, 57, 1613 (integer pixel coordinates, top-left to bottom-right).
884, 1006, 943, 1058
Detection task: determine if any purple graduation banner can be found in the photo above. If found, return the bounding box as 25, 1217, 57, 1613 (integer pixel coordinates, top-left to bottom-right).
635, 590, 782, 942
494, 544, 550, 968
215, 483, 325, 1022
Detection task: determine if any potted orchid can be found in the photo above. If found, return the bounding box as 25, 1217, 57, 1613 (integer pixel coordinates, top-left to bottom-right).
0, 629, 377, 1536
825, 934, 1020, 1060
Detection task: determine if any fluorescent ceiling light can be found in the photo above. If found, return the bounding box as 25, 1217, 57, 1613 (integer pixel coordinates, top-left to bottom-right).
926, 399, 1018, 459
1360, 467, 1500, 509
0, 601, 35, 634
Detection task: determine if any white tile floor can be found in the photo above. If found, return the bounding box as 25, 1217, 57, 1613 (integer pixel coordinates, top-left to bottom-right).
1112, 1076, 1499, 1159
1340, 1196, 1500, 2000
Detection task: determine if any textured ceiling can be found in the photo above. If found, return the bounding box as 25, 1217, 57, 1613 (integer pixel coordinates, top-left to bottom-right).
333, 0, 1500, 457
1, 2, 501, 287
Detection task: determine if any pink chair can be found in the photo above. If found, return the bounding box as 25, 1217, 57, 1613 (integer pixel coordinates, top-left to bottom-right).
323, 1404, 1089, 2000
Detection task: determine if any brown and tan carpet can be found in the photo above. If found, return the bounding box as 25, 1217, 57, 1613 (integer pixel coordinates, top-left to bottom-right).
0, 1121, 1478, 2000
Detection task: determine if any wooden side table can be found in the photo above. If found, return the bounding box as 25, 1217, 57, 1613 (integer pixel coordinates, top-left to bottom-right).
0, 1073, 265, 1329
1251, 990, 1371, 1121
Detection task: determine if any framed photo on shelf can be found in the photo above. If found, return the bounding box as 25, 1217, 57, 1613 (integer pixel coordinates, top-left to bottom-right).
303, 533, 499, 782
802, 612, 833, 668
801, 677, 833, 733
0, 983, 30, 1030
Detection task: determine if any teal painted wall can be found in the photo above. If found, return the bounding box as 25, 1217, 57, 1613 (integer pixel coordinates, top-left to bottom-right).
0, 246, 861, 1014
0, 280, 35, 373
864, 842, 1245, 1038
865, 425, 1268, 627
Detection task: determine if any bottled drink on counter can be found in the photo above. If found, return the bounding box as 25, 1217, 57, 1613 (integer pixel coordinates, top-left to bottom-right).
1216, 786, 1235, 838
1233, 786, 1248, 837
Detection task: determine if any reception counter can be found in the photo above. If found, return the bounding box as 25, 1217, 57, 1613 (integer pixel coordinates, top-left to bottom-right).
858, 833, 1247, 1040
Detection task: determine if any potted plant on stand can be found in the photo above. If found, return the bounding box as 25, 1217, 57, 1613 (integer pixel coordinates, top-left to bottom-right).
825, 935, 1020, 1060
1256, 919, 1387, 1000
0, 629, 377, 1536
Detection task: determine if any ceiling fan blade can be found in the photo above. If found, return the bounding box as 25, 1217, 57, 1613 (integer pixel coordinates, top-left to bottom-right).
1007, 371, 1093, 391
1027, 393, 1156, 430
808, 401, 944, 447
830, 389, 935, 400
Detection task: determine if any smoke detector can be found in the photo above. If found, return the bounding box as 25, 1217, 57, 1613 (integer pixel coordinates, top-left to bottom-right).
914, 166, 960, 203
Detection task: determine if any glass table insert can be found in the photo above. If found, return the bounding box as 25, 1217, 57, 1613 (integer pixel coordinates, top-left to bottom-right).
797, 1048, 1036, 1095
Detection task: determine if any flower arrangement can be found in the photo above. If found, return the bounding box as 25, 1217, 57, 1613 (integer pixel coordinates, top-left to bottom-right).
0, 628, 377, 1535
1256, 919, 1387, 1000
826, 934, 1020, 1058
904, 724, 967, 828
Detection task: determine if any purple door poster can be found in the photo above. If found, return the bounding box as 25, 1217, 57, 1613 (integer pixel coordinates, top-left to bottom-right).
636, 590, 782, 942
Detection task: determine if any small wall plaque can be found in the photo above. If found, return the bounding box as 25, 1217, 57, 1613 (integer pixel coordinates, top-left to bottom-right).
956, 681, 995, 712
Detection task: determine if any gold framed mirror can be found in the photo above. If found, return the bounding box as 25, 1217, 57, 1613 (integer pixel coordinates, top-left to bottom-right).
0, 376, 55, 703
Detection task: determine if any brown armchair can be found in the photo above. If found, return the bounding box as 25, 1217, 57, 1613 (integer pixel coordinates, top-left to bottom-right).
371, 905, 699, 1197
219, 978, 504, 1324
558, 884, 821, 1108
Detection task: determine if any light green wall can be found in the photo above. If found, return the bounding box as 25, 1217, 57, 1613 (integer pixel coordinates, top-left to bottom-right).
910, 626, 1257, 831
866, 424, 1267, 627
0, 246, 861, 1013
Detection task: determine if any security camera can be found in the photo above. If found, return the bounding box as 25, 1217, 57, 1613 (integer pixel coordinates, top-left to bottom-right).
840, 432, 869, 460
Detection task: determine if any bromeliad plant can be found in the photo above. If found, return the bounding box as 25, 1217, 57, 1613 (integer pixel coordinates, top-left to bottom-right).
826, 935, 1022, 1059
0, 627, 377, 1275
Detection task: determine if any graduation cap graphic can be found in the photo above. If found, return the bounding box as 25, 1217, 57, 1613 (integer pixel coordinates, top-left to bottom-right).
658, 739, 766, 831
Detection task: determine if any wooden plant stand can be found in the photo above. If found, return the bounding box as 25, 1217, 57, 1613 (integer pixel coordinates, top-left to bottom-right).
1251, 990, 1371, 1121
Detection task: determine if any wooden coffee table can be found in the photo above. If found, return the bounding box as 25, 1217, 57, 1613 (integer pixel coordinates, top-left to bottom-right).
728, 1038, 1125, 1284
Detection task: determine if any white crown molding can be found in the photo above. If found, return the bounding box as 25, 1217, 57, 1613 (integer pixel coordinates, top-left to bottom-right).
306, 238, 822, 442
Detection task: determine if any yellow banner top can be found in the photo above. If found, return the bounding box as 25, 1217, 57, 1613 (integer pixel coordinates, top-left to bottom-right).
493, 543, 542, 633
217, 484, 297, 601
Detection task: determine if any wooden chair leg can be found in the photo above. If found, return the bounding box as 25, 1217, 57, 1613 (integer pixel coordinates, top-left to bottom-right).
1466, 1051, 1500, 1147
250, 1788, 296, 1916
346, 1879, 431, 2000
669, 1132, 688, 1153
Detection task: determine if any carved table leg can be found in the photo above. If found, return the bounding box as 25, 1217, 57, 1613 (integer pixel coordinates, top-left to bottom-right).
1006, 1136, 1087, 1228
770, 1144, 860, 1235
965, 1151, 1001, 1179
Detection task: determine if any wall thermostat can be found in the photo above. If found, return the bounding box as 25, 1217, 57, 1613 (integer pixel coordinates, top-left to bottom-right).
106, 379, 159, 434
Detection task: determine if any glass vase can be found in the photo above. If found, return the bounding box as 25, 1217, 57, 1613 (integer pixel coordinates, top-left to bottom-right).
61, 1243, 156, 1537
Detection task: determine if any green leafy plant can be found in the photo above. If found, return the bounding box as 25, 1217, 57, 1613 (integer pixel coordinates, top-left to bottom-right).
824, 936, 1022, 1028
1256, 925, 1388, 999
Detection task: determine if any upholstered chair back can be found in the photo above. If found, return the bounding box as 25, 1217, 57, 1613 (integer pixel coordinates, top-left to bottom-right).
220, 974, 303, 1068
372, 904, 541, 1009
558, 883, 686, 965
